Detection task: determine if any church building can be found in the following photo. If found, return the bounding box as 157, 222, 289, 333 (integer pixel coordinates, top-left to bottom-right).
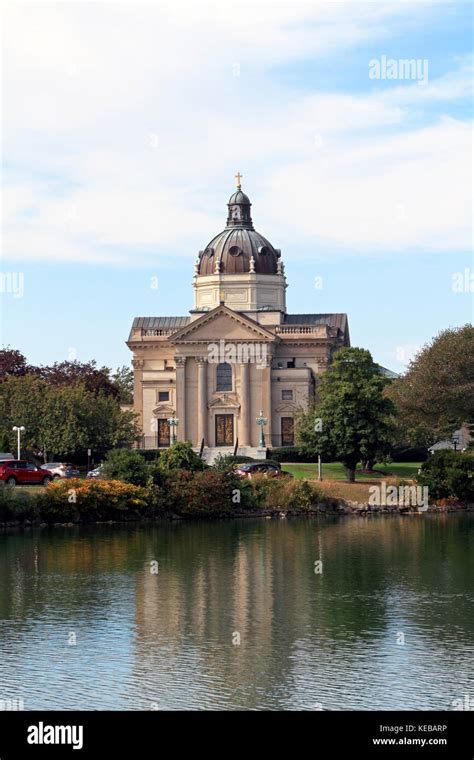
127, 177, 350, 458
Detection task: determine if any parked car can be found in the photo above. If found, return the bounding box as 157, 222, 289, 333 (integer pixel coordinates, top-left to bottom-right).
0, 460, 54, 487
41, 462, 80, 479
86, 464, 104, 479
0, 453, 14, 462
233, 462, 293, 479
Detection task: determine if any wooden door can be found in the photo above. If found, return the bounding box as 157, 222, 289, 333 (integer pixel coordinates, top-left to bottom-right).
157, 418, 170, 447
215, 414, 234, 446
281, 417, 294, 446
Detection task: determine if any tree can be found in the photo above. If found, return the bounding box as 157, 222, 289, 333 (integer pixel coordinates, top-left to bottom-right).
296, 347, 396, 482
110, 365, 134, 404
387, 325, 474, 446
0, 375, 139, 460
32, 360, 119, 398
0, 348, 29, 379
0, 431, 11, 452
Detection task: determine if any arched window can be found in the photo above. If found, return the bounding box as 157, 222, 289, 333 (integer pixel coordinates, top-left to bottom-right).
216, 362, 232, 391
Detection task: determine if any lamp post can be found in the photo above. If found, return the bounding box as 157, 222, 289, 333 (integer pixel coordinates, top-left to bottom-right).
167, 412, 179, 445
256, 409, 268, 449
12, 426, 25, 459
452, 435, 460, 452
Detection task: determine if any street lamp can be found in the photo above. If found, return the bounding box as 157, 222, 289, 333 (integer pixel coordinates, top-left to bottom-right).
12, 426, 25, 459
167, 412, 179, 445
256, 409, 268, 449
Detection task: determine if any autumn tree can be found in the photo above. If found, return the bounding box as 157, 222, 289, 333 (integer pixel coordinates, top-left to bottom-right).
387, 325, 474, 446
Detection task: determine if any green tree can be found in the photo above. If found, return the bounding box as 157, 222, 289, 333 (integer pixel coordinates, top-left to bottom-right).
0, 375, 139, 460
102, 448, 150, 486
296, 347, 396, 482
0, 431, 11, 452
387, 325, 474, 446
110, 366, 134, 404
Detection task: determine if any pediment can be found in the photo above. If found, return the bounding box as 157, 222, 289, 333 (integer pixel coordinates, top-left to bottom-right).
170, 305, 277, 344
152, 403, 175, 416
208, 393, 241, 409
275, 402, 300, 413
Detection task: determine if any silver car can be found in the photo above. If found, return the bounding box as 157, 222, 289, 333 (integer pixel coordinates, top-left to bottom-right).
41, 462, 80, 479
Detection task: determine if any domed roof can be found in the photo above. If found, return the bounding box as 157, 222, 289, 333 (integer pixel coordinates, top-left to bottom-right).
227, 189, 251, 205
197, 183, 281, 276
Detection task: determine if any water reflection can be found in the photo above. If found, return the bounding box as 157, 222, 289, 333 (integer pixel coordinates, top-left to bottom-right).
0, 515, 472, 710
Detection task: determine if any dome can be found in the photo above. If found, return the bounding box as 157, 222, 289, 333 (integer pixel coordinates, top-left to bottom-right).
197, 184, 281, 276
227, 189, 251, 205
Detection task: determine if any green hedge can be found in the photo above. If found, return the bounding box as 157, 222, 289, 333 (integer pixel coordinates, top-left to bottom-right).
418, 451, 474, 500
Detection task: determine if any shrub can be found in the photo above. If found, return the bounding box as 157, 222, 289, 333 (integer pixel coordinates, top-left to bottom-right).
172, 469, 234, 516
136, 449, 162, 462
153, 469, 194, 511
246, 474, 282, 508
102, 448, 150, 486
156, 441, 206, 473
38, 478, 149, 522
282, 479, 323, 510
418, 451, 474, 500
0, 485, 40, 522
248, 476, 323, 510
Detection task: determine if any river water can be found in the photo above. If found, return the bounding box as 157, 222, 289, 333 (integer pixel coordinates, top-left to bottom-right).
0, 515, 472, 710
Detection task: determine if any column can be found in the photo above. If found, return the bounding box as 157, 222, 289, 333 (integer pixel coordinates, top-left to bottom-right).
239, 361, 250, 446
197, 357, 208, 445
261, 354, 273, 447
175, 356, 186, 441
132, 358, 144, 440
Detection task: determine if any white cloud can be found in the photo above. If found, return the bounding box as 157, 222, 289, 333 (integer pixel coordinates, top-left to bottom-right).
2, 1, 470, 264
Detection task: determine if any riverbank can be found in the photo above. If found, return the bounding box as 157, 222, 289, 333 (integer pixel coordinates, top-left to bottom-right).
1, 499, 472, 531
1, 468, 472, 529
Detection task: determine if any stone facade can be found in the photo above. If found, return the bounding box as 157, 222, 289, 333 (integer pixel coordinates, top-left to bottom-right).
127, 184, 349, 454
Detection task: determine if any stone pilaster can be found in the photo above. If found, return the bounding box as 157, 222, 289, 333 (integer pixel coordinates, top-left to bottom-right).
239, 361, 250, 446
132, 358, 144, 435
260, 353, 273, 447
197, 357, 208, 445
175, 356, 186, 441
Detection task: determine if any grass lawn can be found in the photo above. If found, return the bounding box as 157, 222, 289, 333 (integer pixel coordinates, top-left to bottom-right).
280, 462, 422, 503
281, 462, 421, 481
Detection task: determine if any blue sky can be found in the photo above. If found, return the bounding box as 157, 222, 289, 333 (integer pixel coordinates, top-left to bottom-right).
2, 1, 473, 372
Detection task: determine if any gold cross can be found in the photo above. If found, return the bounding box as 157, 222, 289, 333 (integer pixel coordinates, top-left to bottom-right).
235, 171, 243, 188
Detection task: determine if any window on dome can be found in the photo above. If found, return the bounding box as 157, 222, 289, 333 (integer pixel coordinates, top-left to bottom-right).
216, 362, 232, 391
229, 246, 241, 256
258, 245, 269, 255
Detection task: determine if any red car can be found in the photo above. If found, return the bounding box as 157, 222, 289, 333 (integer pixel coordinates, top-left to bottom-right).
0, 460, 53, 486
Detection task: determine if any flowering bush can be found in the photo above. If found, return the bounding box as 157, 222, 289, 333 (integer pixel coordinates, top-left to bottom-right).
38, 478, 149, 522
